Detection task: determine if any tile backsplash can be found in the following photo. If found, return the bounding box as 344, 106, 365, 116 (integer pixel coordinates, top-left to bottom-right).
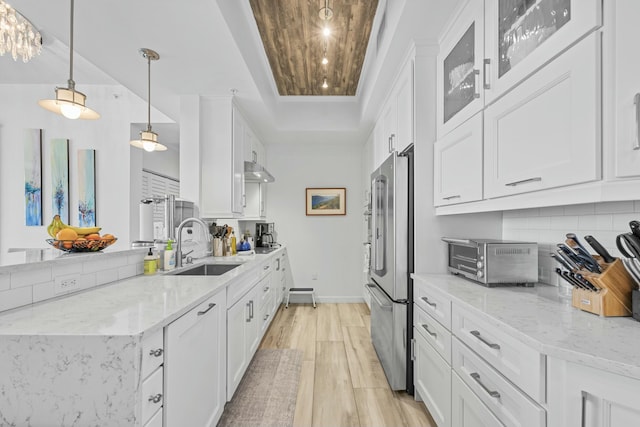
502, 201, 640, 285
0, 250, 146, 313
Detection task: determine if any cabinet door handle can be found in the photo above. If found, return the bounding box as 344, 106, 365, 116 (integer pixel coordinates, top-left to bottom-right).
242, 194, 246, 207
634, 93, 640, 150
249, 300, 254, 319
390, 133, 396, 153
470, 372, 500, 398
149, 348, 163, 357
581, 391, 587, 427
276, 259, 280, 270
505, 177, 541, 187
483, 59, 491, 89
246, 302, 251, 322
470, 330, 501, 350
263, 265, 270, 270
443, 195, 461, 200
421, 296, 436, 308
148, 393, 163, 404
264, 286, 270, 292
473, 69, 480, 98
197, 303, 216, 316
264, 314, 269, 321
421, 323, 437, 338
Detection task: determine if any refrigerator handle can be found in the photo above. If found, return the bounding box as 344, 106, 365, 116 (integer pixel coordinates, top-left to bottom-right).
366, 284, 393, 311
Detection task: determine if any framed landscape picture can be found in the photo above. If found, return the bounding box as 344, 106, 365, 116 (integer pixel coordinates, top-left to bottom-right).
306, 188, 346, 216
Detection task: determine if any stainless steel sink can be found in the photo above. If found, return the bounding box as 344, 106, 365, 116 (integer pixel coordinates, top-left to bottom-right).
173, 264, 240, 276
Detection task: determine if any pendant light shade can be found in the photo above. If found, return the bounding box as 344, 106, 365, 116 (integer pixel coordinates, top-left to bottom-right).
38, 0, 99, 120
130, 48, 167, 152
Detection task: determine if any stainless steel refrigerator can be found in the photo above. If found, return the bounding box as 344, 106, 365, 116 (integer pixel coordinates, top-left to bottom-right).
366, 146, 414, 392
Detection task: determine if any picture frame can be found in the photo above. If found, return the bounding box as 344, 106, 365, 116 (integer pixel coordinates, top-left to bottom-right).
305, 188, 346, 216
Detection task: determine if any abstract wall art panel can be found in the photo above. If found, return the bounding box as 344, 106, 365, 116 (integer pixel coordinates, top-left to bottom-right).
77, 149, 96, 227
51, 139, 69, 223
24, 129, 43, 226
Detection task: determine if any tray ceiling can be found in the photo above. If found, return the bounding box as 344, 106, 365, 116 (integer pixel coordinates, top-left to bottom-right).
250, 0, 378, 96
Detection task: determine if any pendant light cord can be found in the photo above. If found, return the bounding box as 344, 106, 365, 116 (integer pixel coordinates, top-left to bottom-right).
68, 0, 75, 89
147, 53, 152, 132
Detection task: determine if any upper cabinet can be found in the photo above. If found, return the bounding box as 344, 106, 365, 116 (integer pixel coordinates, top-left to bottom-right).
437, 0, 485, 139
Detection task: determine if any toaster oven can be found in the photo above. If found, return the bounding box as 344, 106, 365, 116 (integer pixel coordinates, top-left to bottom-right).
442, 238, 538, 287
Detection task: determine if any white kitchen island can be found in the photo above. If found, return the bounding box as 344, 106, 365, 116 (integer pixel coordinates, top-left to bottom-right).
0, 248, 287, 427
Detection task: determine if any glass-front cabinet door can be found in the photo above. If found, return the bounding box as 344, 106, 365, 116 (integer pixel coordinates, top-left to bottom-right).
437, 0, 485, 139
484, 0, 601, 104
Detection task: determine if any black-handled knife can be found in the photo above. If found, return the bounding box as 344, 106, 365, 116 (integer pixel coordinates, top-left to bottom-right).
565, 235, 602, 273
551, 253, 576, 271
629, 220, 640, 240
584, 235, 616, 264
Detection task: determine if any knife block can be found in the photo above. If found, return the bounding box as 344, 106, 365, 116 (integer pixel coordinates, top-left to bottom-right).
572, 258, 635, 317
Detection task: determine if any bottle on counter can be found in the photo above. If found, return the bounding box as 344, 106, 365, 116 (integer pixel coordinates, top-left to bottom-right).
231, 231, 237, 255
164, 239, 175, 271
244, 229, 254, 249
144, 248, 157, 275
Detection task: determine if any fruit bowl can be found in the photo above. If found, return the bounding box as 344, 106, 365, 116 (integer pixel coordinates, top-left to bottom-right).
46, 237, 117, 253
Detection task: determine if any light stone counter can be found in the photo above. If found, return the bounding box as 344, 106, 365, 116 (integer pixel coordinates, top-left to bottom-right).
412, 273, 640, 380
0, 247, 284, 426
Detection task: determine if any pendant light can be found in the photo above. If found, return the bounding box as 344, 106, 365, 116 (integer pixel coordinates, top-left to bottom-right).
130, 48, 167, 152
38, 0, 99, 120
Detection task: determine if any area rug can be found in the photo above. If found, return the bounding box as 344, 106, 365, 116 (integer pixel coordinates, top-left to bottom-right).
218, 349, 303, 427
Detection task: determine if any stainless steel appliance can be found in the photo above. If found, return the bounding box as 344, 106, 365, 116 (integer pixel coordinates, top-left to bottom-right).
367, 147, 414, 392
256, 222, 275, 247
442, 238, 538, 286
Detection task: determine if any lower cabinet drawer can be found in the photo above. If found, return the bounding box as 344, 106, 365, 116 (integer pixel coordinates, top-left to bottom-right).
141, 366, 164, 424
414, 327, 451, 427
453, 338, 546, 427
452, 372, 504, 427
141, 328, 164, 380
452, 304, 545, 402
144, 407, 162, 427
415, 304, 452, 364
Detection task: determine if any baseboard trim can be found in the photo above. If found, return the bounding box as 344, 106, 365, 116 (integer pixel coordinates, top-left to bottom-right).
285, 295, 365, 304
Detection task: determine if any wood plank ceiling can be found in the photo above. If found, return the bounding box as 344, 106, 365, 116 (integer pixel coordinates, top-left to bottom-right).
250, 0, 379, 96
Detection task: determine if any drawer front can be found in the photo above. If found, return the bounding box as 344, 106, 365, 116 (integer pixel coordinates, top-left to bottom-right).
452, 305, 545, 402
453, 338, 546, 427
227, 268, 260, 308
415, 304, 452, 364
141, 366, 163, 425
414, 329, 452, 427
141, 328, 164, 380
413, 278, 452, 330
144, 408, 162, 427
452, 372, 504, 427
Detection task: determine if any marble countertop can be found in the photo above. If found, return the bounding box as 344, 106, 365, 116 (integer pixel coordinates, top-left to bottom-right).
0, 248, 284, 337
412, 273, 640, 380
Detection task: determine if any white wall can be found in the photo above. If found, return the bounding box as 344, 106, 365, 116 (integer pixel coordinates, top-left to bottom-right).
142, 147, 179, 180
266, 142, 364, 301
0, 84, 169, 260
503, 201, 640, 285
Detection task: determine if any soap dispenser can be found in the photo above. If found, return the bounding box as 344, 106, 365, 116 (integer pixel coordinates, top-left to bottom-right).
164, 239, 175, 271
144, 248, 157, 275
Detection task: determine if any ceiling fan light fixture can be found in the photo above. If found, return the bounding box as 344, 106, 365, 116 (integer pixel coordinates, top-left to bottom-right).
130, 48, 167, 153
38, 0, 99, 120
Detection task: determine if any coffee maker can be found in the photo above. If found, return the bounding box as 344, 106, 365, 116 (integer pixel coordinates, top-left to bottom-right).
256, 222, 275, 247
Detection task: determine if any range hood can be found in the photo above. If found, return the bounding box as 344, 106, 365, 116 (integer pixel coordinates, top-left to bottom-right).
244, 161, 275, 183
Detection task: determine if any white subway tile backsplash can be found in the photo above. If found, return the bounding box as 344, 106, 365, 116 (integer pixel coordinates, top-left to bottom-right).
539, 206, 565, 217
578, 215, 598, 230
634, 200, 640, 212
528, 216, 551, 230
0, 287, 32, 311
81, 274, 97, 290
128, 252, 146, 265
82, 258, 111, 274
11, 268, 52, 289
118, 265, 137, 280
595, 214, 614, 231
549, 216, 578, 230
564, 203, 595, 216
594, 201, 635, 214
0, 274, 9, 291
96, 269, 119, 286
33, 282, 55, 303
52, 262, 83, 278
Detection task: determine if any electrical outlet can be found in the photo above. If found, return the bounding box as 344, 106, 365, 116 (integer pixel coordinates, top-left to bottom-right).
54, 274, 80, 295
311, 273, 318, 280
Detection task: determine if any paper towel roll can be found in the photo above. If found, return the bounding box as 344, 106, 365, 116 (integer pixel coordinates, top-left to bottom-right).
139, 203, 154, 241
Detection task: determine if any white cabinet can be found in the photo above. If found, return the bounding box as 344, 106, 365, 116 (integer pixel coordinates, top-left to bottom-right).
548, 357, 640, 427
451, 372, 504, 427
434, 112, 483, 206
610, 0, 640, 179
395, 59, 414, 153
483, 0, 601, 105
244, 182, 266, 219
414, 325, 451, 427
484, 33, 601, 199
437, 0, 485, 139
227, 284, 260, 399
273, 251, 286, 307
164, 291, 227, 427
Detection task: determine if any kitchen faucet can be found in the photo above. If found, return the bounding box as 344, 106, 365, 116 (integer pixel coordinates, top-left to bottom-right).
175, 217, 212, 268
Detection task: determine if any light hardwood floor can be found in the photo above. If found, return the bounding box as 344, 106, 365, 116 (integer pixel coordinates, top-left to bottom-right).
259, 303, 436, 427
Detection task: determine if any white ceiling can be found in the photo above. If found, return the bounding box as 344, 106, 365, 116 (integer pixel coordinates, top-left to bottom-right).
2, 0, 461, 146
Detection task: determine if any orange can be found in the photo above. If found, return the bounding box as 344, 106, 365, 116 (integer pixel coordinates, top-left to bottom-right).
56, 228, 78, 241
86, 233, 101, 240
102, 233, 115, 240
75, 237, 87, 242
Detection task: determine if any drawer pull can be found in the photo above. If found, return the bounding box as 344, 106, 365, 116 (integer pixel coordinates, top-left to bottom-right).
263, 265, 270, 270
264, 286, 270, 292
148, 348, 163, 357
148, 393, 163, 404
470, 372, 500, 398
421, 324, 437, 338
443, 195, 461, 200
197, 303, 216, 316
246, 302, 251, 322
505, 177, 541, 187
421, 296, 436, 308
264, 314, 269, 321
470, 330, 501, 350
